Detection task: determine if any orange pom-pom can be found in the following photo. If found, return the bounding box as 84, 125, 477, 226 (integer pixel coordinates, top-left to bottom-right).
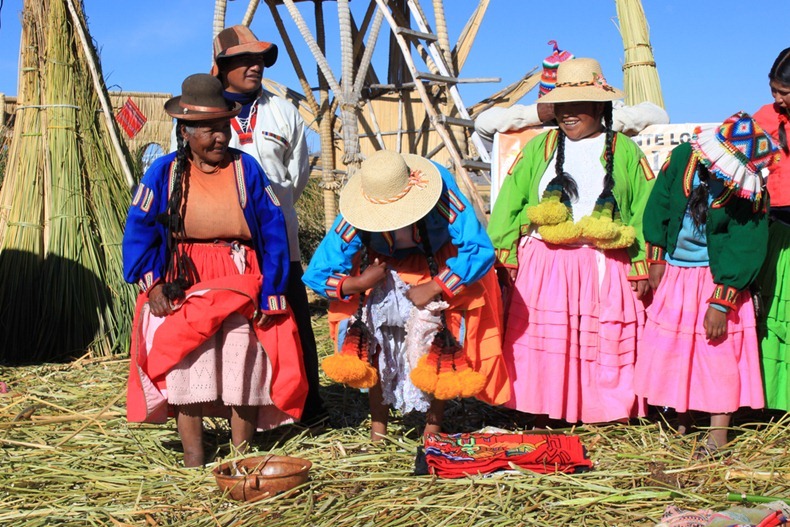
322, 354, 369, 385
434, 371, 463, 400
457, 368, 486, 398
410, 355, 439, 393
348, 363, 379, 389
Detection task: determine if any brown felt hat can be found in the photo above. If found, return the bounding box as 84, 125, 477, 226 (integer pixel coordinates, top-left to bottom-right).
213, 25, 278, 70
164, 74, 241, 121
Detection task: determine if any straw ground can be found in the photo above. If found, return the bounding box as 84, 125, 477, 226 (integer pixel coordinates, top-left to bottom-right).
1, 308, 789, 527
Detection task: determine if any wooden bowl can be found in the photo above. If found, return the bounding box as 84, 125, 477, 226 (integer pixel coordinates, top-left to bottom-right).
212, 455, 312, 502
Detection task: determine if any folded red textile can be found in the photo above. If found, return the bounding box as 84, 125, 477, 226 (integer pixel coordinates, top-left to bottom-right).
423, 432, 593, 479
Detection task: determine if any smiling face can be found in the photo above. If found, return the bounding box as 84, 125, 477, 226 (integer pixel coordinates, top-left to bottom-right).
770, 80, 790, 112
181, 118, 232, 166
220, 53, 265, 94
553, 101, 605, 141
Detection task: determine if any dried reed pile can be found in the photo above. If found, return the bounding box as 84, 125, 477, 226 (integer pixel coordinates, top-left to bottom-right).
0, 0, 135, 363
615, 0, 665, 108
1, 313, 788, 527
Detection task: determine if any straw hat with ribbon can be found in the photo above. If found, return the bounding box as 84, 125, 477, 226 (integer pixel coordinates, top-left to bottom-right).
691, 111, 780, 203
211, 25, 279, 76
164, 73, 241, 121
537, 57, 625, 104
340, 150, 442, 232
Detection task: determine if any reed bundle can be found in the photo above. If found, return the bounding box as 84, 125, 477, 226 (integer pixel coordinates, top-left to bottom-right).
0, 0, 135, 363
1, 315, 789, 526
615, 0, 665, 108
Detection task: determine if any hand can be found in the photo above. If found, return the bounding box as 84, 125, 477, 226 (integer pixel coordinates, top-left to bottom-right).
406, 280, 444, 308
254, 311, 276, 328
631, 279, 650, 300
703, 306, 728, 340
496, 267, 516, 289
147, 284, 174, 317
537, 102, 555, 123
341, 258, 387, 296
648, 264, 666, 291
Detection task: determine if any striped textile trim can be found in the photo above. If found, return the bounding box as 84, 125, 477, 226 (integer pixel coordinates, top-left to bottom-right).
141, 187, 154, 212
262, 131, 290, 148
325, 273, 347, 300
436, 190, 465, 224
495, 248, 511, 266
168, 159, 178, 199
645, 243, 666, 263
436, 268, 465, 296
131, 184, 146, 207
265, 185, 280, 207
630, 259, 649, 279
711, 185, 737, 209
544, 130, 558, 161
445, 189, 466, 212
132, 184, 154, 213
682, 153, 699, 198
334, 219, 357, 243
137, 271, 156, 293
232, 154, 247, 209
507, 151, 523, 175
639, 157, 655, 181
519, 224, 530, 237
708, 284, 740, 311
660, 152, 672, 174
266, 295, 288, 311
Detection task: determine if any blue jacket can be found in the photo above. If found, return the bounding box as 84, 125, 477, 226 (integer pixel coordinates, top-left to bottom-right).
122, 148, 291, 313
303, 163, 495, 300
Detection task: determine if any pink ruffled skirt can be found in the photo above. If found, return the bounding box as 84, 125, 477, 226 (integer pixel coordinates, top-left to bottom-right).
504, 237, 646, 423
634, 264, 764, 413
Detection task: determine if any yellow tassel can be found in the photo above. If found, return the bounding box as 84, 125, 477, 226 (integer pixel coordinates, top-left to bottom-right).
578, 215, 618, 241
538, 221, 582, 245
322, 354, 370, 385
434, 371, 463, 400
594, 225, 636, 250
410, 356, 438, 393
526, 200, 569, 226
457, 369, 487, 398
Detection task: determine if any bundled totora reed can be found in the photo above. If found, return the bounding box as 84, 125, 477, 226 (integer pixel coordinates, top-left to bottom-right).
615, 0, 665, 108
1, 314, 789, 526
0, 0, 135, 363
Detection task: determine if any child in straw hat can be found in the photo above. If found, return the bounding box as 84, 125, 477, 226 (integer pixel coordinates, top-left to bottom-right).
754, 48, 790, 411
635, 111, 778, 454
488, 57, 655, 425
303, 150, 510, 440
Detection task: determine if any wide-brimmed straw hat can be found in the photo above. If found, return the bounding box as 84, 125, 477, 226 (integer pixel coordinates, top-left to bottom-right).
164, 74, 241, 121
213, 25, 278, 70
339, 151, 442, 232
691, 111, 780, 202
537, 58, 624, 104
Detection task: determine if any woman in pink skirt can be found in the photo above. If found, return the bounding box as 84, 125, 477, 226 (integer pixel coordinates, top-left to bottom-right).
488, 58, 655, 424
635, 112, 778, 452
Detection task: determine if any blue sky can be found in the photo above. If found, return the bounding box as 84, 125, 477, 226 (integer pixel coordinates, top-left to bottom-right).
0, 1, 787, 124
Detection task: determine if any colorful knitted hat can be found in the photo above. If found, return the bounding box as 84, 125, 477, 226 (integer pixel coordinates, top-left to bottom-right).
539, 41, 574, 98
691, 111, 780, 202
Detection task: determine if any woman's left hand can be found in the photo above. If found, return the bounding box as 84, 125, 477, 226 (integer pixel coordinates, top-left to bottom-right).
407, 280, 443, 308
703, 306, 728, 340
254, 311, 275, 328
631, 279, 650, 300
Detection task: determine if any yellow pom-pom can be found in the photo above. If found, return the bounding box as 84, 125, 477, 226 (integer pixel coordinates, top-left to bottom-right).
538, 221, 582, 245
457, 369, 487, 398
410, 356, 438, 393
527, 200, 569, 226
322, 354, 369, 385
578, 215, 618, 241
594, 224, 637, 250
434, 371, 463, 400
348, 363, 379, 389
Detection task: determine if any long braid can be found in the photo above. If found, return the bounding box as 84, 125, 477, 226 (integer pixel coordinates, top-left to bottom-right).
602, 102, 616, 197
769, 47, 790, 154
687, 163, 711, 230
158, 122, 197, 301
416, 219, 459, 350
551, 129, 579, 203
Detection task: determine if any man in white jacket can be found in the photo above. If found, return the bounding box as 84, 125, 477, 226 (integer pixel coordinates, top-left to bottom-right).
212, 25, 326, 425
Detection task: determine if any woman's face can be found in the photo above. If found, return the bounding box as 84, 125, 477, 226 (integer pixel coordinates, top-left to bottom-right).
770, 80, 790, 111
554, 101, 605, 141
182, 119, 232, 165
221, 53, 265, 94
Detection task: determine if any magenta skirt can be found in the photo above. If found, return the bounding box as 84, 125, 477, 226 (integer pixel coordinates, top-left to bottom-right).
634, 264, 764, 413
504, 237, 646, 423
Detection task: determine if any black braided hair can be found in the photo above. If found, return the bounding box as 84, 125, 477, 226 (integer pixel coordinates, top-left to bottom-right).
416, 219, 459, 350
769, 47, 790, 154
687, 163, 712, 230
601, 102, 616, 198
549, 129, 579, 203
157, 121, 198, 301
